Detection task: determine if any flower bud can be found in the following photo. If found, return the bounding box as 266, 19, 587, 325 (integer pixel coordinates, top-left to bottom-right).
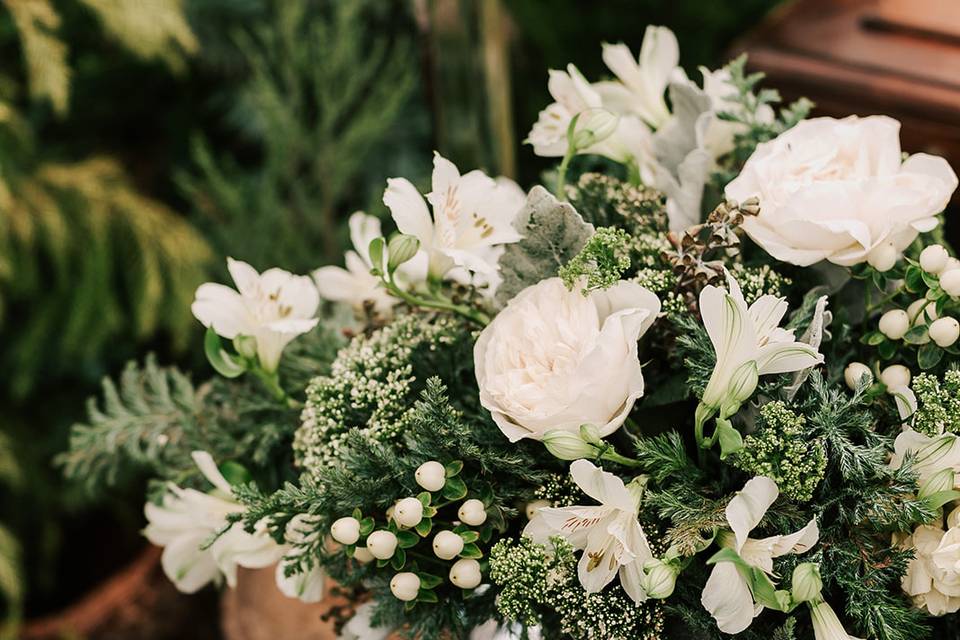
366, 530, 398, 560
390, 572, 421, 601
720, 360, 758, 418
908, 299, 938, 326
791, 562, 823, 603
867, 242, 897, 272
449, 558, 482, 589
642, 559, 678, 599
525, 499, 551, 520
920, 244, 950, 274
387, 234, 420, 271
415, 461, 446, 492
880, 364, 911, 390
330, 517, 361, 545
432, 530, 465, 560
458, 499, 487, 526
571, 108, 619, 150
542, 430, 597, 461
929, 317, 960, 348
844, 362, 873, 390
233, 335, 258, 360
394, 497, 424, 529
579, 424, 603, 447
941, 269, 960, 297
919, 467, 956, 499
879, 309, 910, 340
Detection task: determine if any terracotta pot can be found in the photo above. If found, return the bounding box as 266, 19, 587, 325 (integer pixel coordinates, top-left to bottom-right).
20, 546, 161, 639
221, 566, 347, 640
20, 545, 223, 640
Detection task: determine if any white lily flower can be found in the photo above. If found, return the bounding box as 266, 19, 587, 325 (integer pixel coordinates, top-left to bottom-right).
697, 65, 775, 160
144, 451, 286, 593
527, 65, 656, 171
598, 26, 682, 129
523, 459, 653, 603
383, 153, 525, 283
313, 212, 424, 317
890, 428, 960, 486
192, 258, 320, 372
809, 600, 865, 640
701, 476, 819, 634
699, 270, 823, 419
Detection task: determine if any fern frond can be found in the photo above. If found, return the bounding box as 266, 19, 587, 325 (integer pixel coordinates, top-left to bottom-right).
2, 0, 69, 114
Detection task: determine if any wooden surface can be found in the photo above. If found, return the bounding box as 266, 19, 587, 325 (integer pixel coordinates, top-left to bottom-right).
734, 0, 960, 167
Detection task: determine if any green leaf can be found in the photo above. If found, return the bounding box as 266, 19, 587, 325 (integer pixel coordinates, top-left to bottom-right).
442, 476, 468, 500
924, 489, 960, 510
204, 328, 246, 378
352, 507, 363, 520
903, 326, 930, 345
396, 530, 419, 549
459, 542, 483, 559
416, 589, 439, 603
359, 517, 375, 536
716, 420, 744, 460
861, 331, 885, 346
418, 573, 443, 589
458, 530, 479, 544
417, 491, 432, 506
919, 343, 944, 369
219, 461, 252, 487
921, 271, 941, 290
444, 460, 464, 477
878, 340, 897, 360
391, 547, 406, 570
414, 518, 433, 537
423, 506, 438, 518
495, 186, 594, 306
905, 266, 925, 293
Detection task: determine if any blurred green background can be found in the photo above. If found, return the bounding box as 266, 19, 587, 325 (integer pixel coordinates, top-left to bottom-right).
0, 0, 781, 634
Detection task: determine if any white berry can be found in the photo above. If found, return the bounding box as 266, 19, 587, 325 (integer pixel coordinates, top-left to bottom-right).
330, 517, 360, 545
844, 362, 873, 390
432, 530, 465, 560
908, 299, 938, 325
525, 499, 551, 520
881, 364, 911, 390
879, 309, 910, 340
394, 497, 424, 529
867, 242, 897, 272
390, 572, 421, 601
353, 547, 374, 563
942, 269, 960, 297
366, 530, 398, 560
920, 245, 950, 274
458, 499, 487, 526
449, 558, 482, 589
930, 317, 960, 348
415, 461, 447, 492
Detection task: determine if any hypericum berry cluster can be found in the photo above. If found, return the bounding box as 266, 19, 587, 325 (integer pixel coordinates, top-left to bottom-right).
328, 460, 492, 607
294, 314, 465, 474
489, 536, 665, 640
732, 401, 826, 502
912, 370, 960, 436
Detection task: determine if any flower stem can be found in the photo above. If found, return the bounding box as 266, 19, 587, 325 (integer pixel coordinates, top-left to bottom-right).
600, 449, 642, 468
252, 367, 287, 404
555, 146, 575, 199
383, 278, 490, 326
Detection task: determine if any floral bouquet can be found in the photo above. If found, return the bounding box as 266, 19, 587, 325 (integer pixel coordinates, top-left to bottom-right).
61, 26, 960, 640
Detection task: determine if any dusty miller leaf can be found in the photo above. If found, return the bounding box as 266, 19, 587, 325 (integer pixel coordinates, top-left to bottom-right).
495, 186, 594, 306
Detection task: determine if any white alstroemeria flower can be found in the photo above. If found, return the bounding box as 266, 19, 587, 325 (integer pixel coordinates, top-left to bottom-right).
598, 26, 682, 129
523, 460, 653, 603
527, 65, 656, 171
313, 212, 423, 316
698, 270, 823, 419
192, 258, 320, 372
384, 153, 525, 282
809, 600, 865, 640
890, 428, 960, 487
144, 451, 285, 593
702, 476, 819, 634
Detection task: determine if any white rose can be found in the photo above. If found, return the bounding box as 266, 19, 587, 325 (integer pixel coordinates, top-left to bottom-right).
900, 508, 960, 616
474, 278, 660, 442
725, 116, 958, 267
